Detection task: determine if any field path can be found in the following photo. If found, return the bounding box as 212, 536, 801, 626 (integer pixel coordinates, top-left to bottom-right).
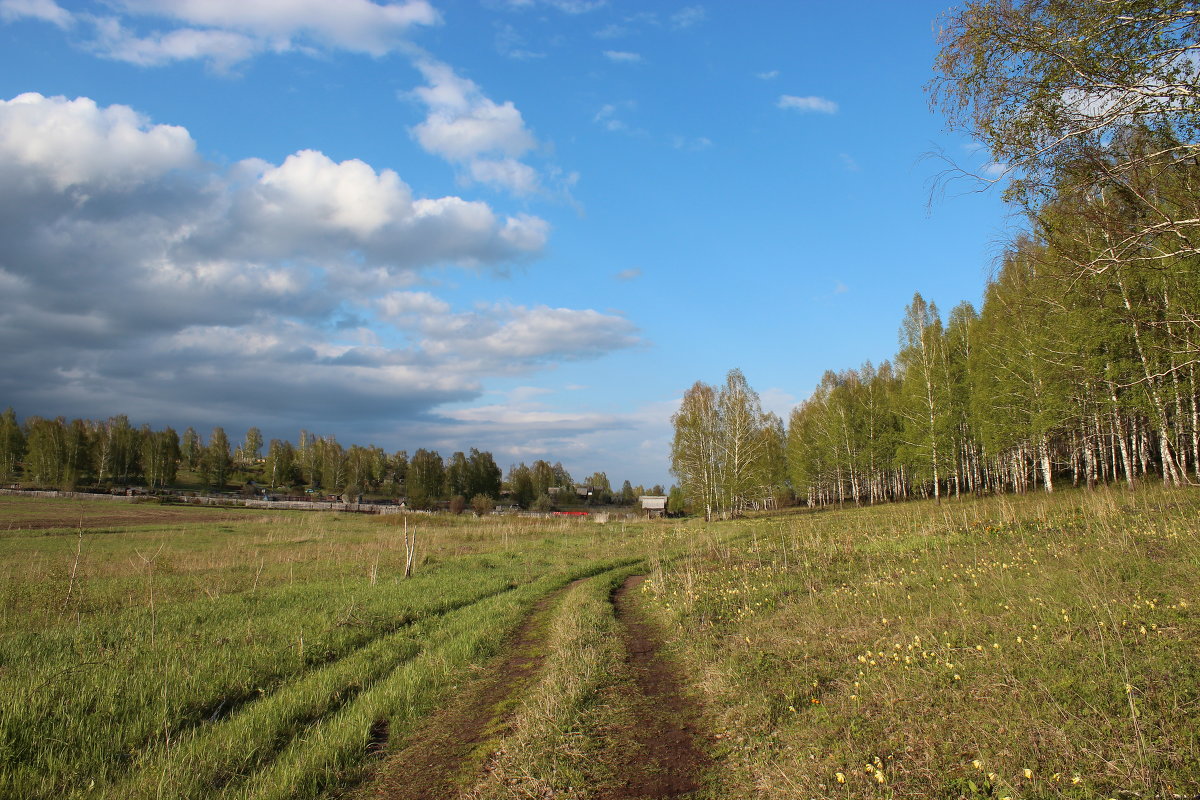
363, 577, 588, 800
599, 574, 710, 800
362, 573, 710, 800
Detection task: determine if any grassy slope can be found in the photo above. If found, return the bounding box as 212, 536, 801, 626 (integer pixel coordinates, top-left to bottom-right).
636, 486, 1200, 799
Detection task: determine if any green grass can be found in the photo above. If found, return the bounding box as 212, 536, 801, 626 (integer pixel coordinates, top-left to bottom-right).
463, 565, 646, 799
0, 501, 645, 800
639, 485, 1200, 799
5, 488, 1200, 800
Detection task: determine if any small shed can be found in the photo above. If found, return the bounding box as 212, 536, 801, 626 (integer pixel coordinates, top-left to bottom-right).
639, 495, 668, 518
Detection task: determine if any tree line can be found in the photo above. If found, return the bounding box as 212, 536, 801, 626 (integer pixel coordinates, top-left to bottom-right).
0, 409, 663, 512
675, 249, 1198, 514
672, 0, 1200, 515
1, 411, 186, 491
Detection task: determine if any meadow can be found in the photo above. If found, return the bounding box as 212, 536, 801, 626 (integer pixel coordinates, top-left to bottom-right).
0, 498, 644, 800
637, 486, 1200, 799
2, 487, 1198, 800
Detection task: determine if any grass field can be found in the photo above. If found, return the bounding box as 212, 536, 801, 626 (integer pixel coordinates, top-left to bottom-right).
638, 487, 1200, 799
0, 499, 645, 800
2, 488, 1198, 799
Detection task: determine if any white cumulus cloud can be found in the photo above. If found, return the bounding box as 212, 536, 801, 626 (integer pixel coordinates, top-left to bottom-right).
0, 93, 604, 439
256, 150, 412, 237
409, 59, 544, 195
404, 303, 640, 366
0, 92, 196, 191
2, 0, 439, 67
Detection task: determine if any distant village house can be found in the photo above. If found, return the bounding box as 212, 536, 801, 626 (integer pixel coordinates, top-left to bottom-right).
639, 495, 668, 518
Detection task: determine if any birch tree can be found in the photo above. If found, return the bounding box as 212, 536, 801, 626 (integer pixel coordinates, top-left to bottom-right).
717, 369, 770, 516
240, 427, 263, 467
140, 426, 180, 489
180, 427, 201, 471
671, 380, 722, 520
672, 370, 782, 518
0, 408, 25, 483
202, 428, 231, 490
932, 0, 1200, 370
407, 449, 444, 509
932, 1, 1200, 254
264, 439, 296, 488
896, 293, 953, 500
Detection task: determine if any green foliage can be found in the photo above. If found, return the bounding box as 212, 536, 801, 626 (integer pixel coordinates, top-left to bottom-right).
240, 427, 263, 466
448, 449, 502, 502
0, 408, 24, 483
263, 439, 296, 489
202, 427, 232, 490
666, 485, 687, 515
922, 0, 1200, 496
471, 493, 494, 516
931, 1, 1200, 219
895, 293, 954, 497
468, 449, 503, 499
92, 415, 139, 485
780, 219, 1200, 504
508, 463, 535, 509
140, 426, 180, 489
406, 448, 444, 509
672, 369, 786, 519
22, 417, 89, 489
180, 427, 201, 470
584, 471, 612, 504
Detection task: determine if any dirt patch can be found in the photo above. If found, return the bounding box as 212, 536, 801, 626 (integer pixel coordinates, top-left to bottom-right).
601, 574, 710, 800
0, 502, 251, 531
0, 494, 263, 531
363, 579, 586, 800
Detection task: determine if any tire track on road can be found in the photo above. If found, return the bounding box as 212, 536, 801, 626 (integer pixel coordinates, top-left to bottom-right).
362, 577, 590, 800
602, 574, 710, 800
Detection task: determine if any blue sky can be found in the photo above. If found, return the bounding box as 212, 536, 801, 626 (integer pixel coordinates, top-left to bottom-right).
0, 0, 1012, 487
